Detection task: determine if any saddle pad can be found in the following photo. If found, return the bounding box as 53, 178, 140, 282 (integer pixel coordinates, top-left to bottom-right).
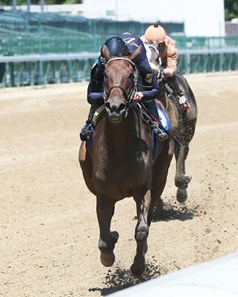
157, 106, 171, 131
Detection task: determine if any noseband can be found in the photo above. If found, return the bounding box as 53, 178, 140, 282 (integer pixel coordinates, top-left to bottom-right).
103, 57, 139, 106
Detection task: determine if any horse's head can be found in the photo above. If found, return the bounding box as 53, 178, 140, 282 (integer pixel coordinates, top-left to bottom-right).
101, 44, 140, 124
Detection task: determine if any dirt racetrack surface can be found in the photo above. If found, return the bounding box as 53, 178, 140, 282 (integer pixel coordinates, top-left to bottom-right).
0, 72, 238, 296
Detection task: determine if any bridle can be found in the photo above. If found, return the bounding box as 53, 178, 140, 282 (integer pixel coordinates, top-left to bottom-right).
103, 57, 139, 107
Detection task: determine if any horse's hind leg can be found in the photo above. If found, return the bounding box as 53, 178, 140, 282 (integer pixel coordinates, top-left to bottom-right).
130, 191, 151, 277
174, 143, 191, 202
96, 196, 119, 267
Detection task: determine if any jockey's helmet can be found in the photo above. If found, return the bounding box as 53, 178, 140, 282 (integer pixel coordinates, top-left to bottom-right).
144, 24, 167, 44
102, 36, 131, 57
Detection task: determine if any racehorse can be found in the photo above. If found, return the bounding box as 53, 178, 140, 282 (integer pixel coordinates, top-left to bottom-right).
146, 44, 198, 203
79, 44, 173, 276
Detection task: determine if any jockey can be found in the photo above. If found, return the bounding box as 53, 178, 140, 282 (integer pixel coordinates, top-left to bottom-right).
141, 24, 189, 111
80, 32, 168, 141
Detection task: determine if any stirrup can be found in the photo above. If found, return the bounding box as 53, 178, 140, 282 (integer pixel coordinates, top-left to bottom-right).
79, 123, 94, 141
150, 121, 160, 134
179, 95, 190, 112
180, 103, 190, 112
150, 121, 168, 141
158, 128, 168, 141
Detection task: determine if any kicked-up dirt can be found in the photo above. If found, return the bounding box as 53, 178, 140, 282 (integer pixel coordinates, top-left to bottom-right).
0, 71, 238, 296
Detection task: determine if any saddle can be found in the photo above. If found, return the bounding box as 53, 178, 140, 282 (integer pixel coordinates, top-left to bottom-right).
159, 83, 179, 131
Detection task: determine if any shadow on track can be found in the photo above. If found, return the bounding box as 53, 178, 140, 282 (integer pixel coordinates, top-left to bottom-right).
152, 201, 199, 222
89, 261, 168, 295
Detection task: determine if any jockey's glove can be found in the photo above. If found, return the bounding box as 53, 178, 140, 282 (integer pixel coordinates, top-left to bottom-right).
157, 67, 165, 81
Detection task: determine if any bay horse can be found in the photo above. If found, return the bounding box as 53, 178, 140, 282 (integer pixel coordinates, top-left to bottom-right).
146, 44, 198, 203
79, 44, 172, 276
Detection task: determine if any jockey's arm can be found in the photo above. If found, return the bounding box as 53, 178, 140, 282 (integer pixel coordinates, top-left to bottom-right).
133, 75, 160, 101
163, 39, 178, 78
163, 56, 177, 78
87, 91, 104, 105
87, 61, 105, 105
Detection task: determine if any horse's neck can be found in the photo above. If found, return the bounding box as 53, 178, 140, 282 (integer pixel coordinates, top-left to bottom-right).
97, 109, 142, 154
108, 110, 140, 146
92, 109, 152, 171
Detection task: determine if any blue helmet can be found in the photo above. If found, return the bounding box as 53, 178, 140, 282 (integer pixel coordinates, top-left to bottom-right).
102, 36, 131, 57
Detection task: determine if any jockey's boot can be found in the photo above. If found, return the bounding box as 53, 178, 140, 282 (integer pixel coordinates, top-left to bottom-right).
145, 101, 168, 141
80, 105, 96, 141
169, 79, 189, 112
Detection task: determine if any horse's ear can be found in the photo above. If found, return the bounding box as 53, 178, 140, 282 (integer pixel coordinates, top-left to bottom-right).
101, 44, 112, 61
130, 45, 142, 61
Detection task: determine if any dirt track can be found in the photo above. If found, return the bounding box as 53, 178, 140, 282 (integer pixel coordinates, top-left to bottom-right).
0, 72, 238, 296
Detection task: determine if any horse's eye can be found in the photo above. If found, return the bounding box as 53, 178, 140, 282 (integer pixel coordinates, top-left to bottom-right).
128, 73, 134, 80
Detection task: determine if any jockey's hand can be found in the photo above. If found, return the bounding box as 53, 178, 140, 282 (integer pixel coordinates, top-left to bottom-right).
157, 67, 165, 81
133, 92, 143, 101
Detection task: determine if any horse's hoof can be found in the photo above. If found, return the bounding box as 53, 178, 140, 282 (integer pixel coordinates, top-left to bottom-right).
100, 252, 115, 267
130, 263, 145, 278
177, 188, 187, 203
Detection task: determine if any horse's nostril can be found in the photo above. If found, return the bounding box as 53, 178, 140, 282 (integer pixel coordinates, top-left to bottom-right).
105, 102, 110, 110
106, 102, 125, 114
118, 103, 126, 113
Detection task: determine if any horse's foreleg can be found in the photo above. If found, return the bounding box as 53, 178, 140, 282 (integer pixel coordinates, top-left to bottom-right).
175, 144, 191, 202
96, 196, 118, 267
131, 190, 151, 277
